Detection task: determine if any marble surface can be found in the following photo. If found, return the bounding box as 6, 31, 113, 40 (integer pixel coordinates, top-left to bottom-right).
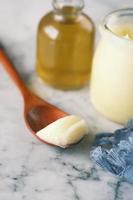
0, 0, 133, 200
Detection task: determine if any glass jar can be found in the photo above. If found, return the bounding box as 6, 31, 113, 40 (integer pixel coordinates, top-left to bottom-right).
36, 0, 95, 90
90, 8, 133, 124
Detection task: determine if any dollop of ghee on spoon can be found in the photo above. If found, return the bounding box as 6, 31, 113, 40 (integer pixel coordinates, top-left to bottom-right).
36, 115, 88, 148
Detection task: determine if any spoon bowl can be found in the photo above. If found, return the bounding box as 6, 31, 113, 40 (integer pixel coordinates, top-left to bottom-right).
24, 98, 67, 133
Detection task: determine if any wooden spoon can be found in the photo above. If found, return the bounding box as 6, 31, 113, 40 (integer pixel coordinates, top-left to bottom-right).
0, 46, 68, 144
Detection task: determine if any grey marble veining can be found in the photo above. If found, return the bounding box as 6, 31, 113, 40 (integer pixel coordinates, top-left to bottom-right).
0, 0, 133, 200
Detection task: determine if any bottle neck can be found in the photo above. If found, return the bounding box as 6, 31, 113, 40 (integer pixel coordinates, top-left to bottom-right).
52, 0, 84, 21
52, 0, 84, 13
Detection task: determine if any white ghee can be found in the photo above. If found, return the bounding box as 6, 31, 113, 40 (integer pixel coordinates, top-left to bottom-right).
90, 9, 133, 124
36, 115, 88, 148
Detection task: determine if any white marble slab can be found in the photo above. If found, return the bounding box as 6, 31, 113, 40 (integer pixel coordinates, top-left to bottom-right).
0, 0, 133, 200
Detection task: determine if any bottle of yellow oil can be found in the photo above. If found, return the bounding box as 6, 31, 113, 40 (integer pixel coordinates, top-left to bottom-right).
36, 0, 95, 90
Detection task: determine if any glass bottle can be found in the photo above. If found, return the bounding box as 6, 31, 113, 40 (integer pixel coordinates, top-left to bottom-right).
36, 0, 95, 90
90, 8, 133, 124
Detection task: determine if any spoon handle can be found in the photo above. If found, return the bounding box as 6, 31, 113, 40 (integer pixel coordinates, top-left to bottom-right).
0, 47, 31, 98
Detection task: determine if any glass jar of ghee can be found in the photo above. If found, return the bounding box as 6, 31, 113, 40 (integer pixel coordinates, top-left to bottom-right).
90, 8, 133, 124
36, 0, 95, 90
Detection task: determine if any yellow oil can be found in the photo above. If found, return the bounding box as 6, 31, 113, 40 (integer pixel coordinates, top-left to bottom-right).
36, 7, 95, 90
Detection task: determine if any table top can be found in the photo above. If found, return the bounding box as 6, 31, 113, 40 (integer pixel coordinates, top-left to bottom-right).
0, 0, 133, 200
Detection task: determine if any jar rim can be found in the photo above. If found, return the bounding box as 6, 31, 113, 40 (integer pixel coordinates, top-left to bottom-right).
100, 8, 133, 44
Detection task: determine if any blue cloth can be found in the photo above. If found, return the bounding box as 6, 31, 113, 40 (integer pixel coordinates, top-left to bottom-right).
90, 120, 133, 184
